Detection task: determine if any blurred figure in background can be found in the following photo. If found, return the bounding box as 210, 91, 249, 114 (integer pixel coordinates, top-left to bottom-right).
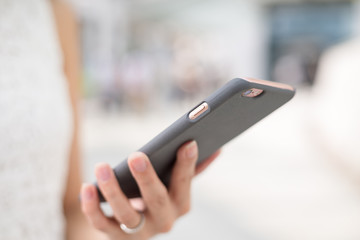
171, 33, 222, 102
120, 50, 155, 113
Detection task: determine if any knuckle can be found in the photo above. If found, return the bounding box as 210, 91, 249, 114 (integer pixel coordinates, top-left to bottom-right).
118, 210, 135, 224
148, 187, 168, 209
178, 153, 193, 167
141, 175, 156, 187
103, 186, 118, 200
176, 174, 191, 185
158, 220, 174, 233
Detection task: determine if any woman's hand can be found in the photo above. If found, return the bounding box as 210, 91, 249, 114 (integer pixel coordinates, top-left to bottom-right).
80, 141, 220, 240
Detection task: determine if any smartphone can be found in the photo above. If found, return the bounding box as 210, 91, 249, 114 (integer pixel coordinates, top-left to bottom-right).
96, 77, 295, 201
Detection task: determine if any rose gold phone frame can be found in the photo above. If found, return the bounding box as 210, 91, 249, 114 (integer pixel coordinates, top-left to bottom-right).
243, 77, 295, 91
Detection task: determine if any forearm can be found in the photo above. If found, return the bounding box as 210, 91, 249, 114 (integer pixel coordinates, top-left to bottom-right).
65, 204, 107, 240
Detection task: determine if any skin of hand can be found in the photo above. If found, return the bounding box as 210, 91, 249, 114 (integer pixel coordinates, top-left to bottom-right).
80, 141, 221, 240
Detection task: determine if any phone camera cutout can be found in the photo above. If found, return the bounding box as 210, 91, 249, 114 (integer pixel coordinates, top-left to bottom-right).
242, 88, 264, 98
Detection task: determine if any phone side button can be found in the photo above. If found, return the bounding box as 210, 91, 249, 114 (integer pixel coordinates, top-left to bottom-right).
189, 102, 209, 120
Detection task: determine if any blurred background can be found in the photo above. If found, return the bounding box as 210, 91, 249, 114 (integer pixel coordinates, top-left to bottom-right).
67, 0, 360, 239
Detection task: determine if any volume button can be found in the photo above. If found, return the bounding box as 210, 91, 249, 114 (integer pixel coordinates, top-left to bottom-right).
189, 102, 209, 120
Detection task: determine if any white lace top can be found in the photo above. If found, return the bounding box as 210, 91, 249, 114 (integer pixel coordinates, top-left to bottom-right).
0, 0, 73, 239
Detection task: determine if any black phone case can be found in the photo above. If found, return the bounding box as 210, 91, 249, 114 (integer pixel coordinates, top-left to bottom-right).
97, 78, 295, 201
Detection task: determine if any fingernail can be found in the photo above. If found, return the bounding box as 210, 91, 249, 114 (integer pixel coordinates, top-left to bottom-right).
97, 165, 111, 182
130, 154, 147, 172
186, 141, 198, 159
82, 184, 94, 201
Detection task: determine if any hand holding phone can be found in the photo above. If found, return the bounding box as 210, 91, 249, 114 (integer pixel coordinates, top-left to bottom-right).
81, 139, 223, 238
96, 77, 295, 201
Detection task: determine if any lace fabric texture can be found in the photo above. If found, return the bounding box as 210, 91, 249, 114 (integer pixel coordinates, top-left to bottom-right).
0, 0, 72, 239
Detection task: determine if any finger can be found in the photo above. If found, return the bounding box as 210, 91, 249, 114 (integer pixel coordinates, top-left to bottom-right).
169, 141, 198, 215
195, 149, 221, 175
80, 183, 120, 235
129, 198, 147, 212
95, 163, 142, 228
128, 152, 175, 232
